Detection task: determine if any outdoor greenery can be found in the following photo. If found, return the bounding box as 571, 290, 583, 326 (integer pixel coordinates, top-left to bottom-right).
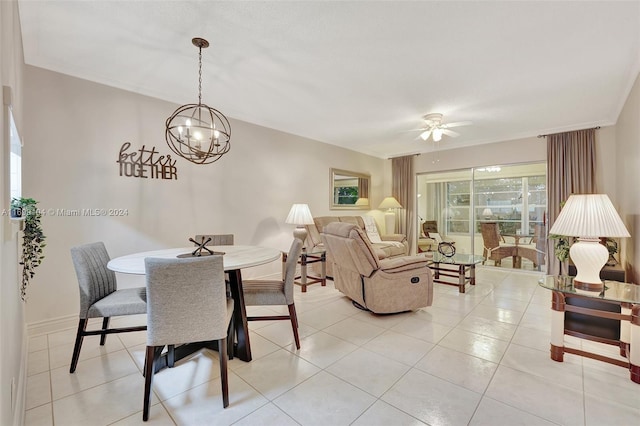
12, 197, 46, 300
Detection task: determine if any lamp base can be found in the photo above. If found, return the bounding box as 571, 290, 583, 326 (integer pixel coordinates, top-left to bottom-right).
293, 226, 308, 244
384, 212, 395, 234
570, 238, 608, 292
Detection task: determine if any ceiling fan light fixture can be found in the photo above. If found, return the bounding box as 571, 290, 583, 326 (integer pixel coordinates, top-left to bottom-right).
420, 130, 431, 141
432, 128, 443, 142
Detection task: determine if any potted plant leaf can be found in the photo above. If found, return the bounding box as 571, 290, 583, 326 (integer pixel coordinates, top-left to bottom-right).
12, 197, 46, 300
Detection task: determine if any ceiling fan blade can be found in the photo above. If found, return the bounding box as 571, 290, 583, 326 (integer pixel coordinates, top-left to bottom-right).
442, 121, 472, 129
420, 129, 432, 141
442, 129, 460, 137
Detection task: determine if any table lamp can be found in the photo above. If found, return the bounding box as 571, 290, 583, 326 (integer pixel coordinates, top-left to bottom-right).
354, 197, 369, 206
378, 196, 403, 234
549, 194, 630, 291
482, 208, 493, 220
285, 203, 314, 243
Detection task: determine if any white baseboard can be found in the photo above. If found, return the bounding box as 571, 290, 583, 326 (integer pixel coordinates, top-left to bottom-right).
27, 314, 77, 337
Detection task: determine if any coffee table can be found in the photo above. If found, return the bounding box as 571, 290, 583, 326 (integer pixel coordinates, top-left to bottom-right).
427, 253, 484, 293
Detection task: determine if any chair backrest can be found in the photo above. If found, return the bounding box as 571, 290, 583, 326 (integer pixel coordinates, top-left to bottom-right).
145, 255, 227, 346
194, 234, 234, 246
282, 238, 304, 303
423, 220, 438, 235
70, 242, 118, 318
427, 232, 443, 243
321, 222, 380, 277
480, 222, 502, 249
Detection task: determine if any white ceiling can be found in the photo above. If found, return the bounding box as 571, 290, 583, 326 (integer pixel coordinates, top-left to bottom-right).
18, 1, 640, 159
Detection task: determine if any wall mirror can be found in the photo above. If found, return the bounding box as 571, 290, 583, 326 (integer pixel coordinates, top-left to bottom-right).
330, 168, 370, 210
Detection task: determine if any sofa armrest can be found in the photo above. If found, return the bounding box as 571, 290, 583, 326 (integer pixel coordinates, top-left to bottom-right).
381, 234, 407, 243
379, 256, 430, 274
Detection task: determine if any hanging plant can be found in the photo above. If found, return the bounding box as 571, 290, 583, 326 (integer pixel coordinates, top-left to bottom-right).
12, 197, 46, 300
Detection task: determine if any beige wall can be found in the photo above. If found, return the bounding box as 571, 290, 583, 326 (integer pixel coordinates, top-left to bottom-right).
0, 1, 26, 425
615, 71, 640, 283
22, 65, 387, 326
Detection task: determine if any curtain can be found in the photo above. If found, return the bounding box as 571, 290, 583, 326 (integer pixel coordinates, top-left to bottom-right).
358, 177, 369, 199
547, 128, 597, 275
392, 156, 415, 252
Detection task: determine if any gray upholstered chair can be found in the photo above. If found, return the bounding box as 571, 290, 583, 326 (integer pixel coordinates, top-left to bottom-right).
143, 255, 233, 421
242, 238, 304, 349
69, 242, 147, 373
194, 234, 234, 246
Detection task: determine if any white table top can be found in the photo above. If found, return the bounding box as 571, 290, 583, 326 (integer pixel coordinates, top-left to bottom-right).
107, 245, 282, 275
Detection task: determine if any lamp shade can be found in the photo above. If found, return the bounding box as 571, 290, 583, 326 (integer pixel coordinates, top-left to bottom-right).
549, 194, 630, 238
354, 197, 369, 206
378, 196, 403, 210
285, 204, 314, 225
482, 208, 493, 217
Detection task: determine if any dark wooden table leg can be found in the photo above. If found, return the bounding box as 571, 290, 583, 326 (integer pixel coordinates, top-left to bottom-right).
458, 264, 465, 293
228, 269, 252, 362
470, 264, 476, 286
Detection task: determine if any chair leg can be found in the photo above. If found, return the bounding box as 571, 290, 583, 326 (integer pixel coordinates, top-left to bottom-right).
69, 318, 88, 373
100, 317, 110, 345
226, 317, 235, 360
143, 346, 156, 421
218, 338, 229, 408
288, 304, 301, 350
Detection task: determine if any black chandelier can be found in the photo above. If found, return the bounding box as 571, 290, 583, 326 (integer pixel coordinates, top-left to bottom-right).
165, 37, 231, 164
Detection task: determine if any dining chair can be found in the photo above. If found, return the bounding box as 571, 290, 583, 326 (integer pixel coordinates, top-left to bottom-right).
143, 255, 233, 421
194, 234, 234, 246
69, 242, 147, 373
242, 238, 304, 349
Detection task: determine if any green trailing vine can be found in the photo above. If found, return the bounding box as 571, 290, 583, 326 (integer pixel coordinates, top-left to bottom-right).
12, 197, 46, 300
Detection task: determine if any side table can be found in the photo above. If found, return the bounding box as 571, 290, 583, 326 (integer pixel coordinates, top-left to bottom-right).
538, 275, 640, 384
283, 248, 326, 292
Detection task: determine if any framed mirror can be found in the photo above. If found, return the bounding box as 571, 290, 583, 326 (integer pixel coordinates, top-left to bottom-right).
330, 168, 371, 210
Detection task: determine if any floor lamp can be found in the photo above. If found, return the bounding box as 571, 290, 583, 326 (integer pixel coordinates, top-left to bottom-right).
378, 196, 403, 234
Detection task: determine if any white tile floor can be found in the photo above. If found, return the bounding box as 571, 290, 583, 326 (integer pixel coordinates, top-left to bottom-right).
25, 268, 640, 425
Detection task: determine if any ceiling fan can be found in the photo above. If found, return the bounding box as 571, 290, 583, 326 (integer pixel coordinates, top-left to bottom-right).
417, 113, 471, 142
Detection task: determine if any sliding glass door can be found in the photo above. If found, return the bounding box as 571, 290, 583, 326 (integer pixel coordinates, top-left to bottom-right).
416, 162, 547, 271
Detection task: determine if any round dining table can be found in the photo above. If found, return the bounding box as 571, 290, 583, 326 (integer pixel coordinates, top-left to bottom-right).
108, 245, 281, 363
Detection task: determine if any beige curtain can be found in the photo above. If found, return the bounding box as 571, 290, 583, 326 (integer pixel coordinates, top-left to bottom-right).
392, 156, 415, 252
358, 177, 369, 199
547, 128, 597, 275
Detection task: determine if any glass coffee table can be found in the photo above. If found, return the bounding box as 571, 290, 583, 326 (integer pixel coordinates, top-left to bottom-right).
426, 253, 484, 293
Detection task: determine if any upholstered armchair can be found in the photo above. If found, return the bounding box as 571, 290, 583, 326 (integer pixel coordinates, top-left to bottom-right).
321, 222, 433, 314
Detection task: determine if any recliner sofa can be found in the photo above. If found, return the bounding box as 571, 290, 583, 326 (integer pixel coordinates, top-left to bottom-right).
306, 215, 407, 277
321, 222, 433, 314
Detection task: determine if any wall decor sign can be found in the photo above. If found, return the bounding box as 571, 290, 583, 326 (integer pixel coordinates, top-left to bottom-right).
117, 142, 177, 180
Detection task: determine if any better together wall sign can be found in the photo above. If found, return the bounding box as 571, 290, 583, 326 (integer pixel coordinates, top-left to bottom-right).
117, 142, 178, 180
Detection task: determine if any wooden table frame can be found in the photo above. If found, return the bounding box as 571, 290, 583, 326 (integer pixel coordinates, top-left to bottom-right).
283, 249, 326, 292
427, 254, 483, 293
540, 276, 640, 384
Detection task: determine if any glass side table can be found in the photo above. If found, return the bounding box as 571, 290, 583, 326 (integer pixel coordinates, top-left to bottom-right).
426, 253, 484, 293
283, 248, 326, 292
538, 275, 640, 384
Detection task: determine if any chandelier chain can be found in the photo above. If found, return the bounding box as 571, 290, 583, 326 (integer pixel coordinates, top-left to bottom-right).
198, 46, 203, 105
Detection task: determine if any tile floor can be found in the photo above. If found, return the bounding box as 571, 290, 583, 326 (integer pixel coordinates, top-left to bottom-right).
25, 268, 640, 425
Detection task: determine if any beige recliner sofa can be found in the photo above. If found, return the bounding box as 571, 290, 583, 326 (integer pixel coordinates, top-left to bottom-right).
306, 215, 407, 278
321, 222, 433, 314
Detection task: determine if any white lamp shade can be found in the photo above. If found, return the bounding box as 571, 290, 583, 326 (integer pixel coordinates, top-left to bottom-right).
285, 203, 314, 225
482, 208, 493, 217
354, 197, 369, 206
378, 196, 403, 210
549, 194, 630, 238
